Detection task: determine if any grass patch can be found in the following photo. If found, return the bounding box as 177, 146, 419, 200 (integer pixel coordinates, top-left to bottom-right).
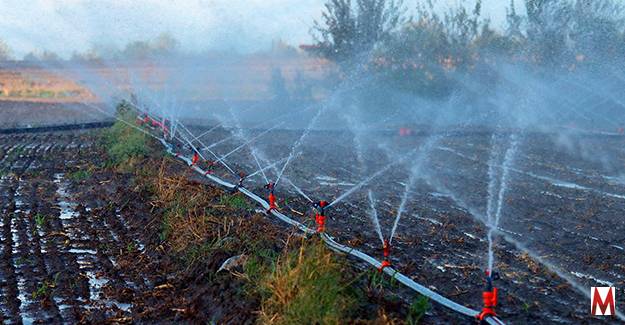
149, 160, 233, 261
68, 169, 91, 182
34, 214, 46, 229
220, 193, 251, 210
32, 282, 50, 300
101, 102, 154, 172
101, 120, 415, 323
32, 273, 59, 301
259, 239, 359, 324
406, 295, 429, 325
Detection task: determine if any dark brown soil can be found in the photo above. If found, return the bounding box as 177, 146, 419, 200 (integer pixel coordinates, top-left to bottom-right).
0, 130, 428, 324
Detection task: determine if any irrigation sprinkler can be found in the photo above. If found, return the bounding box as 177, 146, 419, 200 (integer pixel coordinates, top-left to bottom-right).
477, 270, 499, 322
379, 239, 392, 272
231, 172, 246, 194
136, 120, 509, 324
264, 182, 277, 212
313, 200, 329, 233
191, 151, 200, 166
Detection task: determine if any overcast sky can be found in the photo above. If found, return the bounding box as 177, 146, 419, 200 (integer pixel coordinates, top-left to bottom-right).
0, 0, 518, 58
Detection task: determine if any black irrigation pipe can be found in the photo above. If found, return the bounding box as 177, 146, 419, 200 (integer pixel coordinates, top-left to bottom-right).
0, 121, 114, 135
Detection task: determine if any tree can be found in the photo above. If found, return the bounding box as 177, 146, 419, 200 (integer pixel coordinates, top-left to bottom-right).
151, 32, 179, 56
0, 39, 12, 60
22, 50, 60, 62
310, 0, 406, 67
567, 0, 625, 61
122, 41, 152, 60
506, 0, 524, 41
524, 0, 572, 64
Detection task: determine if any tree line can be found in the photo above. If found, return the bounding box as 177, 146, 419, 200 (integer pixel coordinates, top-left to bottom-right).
307, 0, 625, 96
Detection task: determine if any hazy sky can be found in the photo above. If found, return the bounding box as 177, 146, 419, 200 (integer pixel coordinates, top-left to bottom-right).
0, 0, 516, 58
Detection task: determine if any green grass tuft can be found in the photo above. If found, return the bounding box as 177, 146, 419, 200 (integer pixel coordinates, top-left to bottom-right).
406, 295, 429, 325
68, 169, 91, 182
220, 194, 251, 210
101, 103, 155, 171
259, 240, 358, 324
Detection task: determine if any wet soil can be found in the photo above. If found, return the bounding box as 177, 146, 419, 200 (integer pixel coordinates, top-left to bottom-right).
0, 130, 425, 324
177, 125, 625, 324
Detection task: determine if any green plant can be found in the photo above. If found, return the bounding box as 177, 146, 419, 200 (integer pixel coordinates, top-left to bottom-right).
183, 239, 221, 269
32, 281, 51, 300
243, 248, 279, 286
406, 295, 430, 325
259, 240, 358, 324
68, 169, 91, 182
220, 194, 251, 210
367, 268, 399, 291
126, 242, 136, 253
101, 106, 152, 171
34, 214, 46, 228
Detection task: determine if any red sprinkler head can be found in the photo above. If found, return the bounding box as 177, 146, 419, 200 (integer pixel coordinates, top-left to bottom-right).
379, 239, 392, 272
383, 239, 390, 258
379, 260, 392, 272
267, 191, 277, 212
315, 213, 326, 233
313, 201, 327, 233
477, 270, 498, 321
191, 152, 200, 166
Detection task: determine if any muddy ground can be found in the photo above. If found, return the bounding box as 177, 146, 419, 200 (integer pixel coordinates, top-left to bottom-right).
0, 101, 109, 129
0, 122, 623, 324
0, 129, 437, 324
174, 124, 625, 324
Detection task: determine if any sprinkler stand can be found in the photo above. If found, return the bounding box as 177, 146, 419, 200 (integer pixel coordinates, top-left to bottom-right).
191, 152, 200, 166
264, 182, 277, 212
231, 172, 246, 194
379, 239, 392, 272
477, 271, 498, 322
314, 200, 328, 233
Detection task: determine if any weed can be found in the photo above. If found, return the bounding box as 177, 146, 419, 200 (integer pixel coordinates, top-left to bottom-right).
183, 239, 219, 268
101, 104, 153, 171
243, 248, 279, 286
14, 257, 26, 267
68, 169, 91, 182
367, 268, 399, 291
32, 275, 58, 301
32, 282, 50, 299
34, 214, 46, 228
126, 242, 136, 253
406, 295, 429, 325
259, 239, 358, 324
220, 194, 251, 210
